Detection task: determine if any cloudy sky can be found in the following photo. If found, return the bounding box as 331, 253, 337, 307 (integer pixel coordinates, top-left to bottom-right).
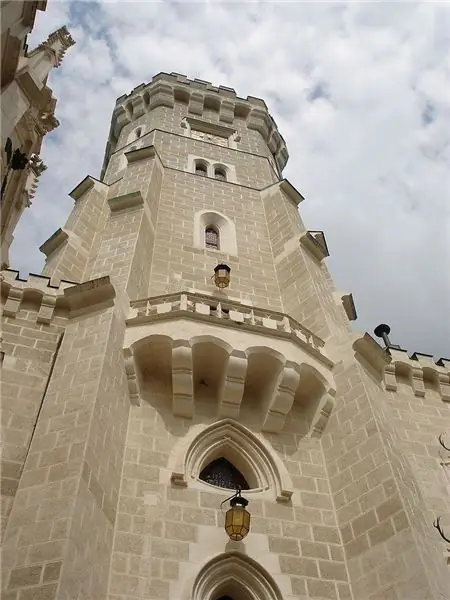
11, 0, 450, 358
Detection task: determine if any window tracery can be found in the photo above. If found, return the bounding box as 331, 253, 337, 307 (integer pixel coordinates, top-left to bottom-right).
199, 457, 250, 490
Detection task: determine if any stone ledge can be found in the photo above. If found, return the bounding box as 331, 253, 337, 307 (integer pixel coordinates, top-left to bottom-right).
108, 191, 144, 212
125, 144, 156, 164
340, 293, 357, 321
64, 275, 115, 316
69, 175, 108, 201
39, 228, 68, 257
300, 231, 329, 262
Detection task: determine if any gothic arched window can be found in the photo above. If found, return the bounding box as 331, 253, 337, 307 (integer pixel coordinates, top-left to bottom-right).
205, 226, 219, 249
199, 457, 250, 490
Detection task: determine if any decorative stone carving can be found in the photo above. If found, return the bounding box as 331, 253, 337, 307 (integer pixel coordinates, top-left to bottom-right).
28, 153, 47, 176
34, 25, 75, 68
22, 154, 47, 207
191, 129, 229, 147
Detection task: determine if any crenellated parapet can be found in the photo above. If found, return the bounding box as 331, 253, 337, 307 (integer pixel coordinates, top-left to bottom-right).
354, 333, 450, 403
101, 72, 289, 178
1, 268, 75, 324
1, 269, 115, 324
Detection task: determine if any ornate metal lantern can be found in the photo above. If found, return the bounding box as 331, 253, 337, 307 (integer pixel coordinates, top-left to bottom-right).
214, 263, 231, 289
221, 489, 250, 541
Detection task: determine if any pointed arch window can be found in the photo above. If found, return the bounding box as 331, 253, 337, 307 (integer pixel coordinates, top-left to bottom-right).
205, 226, 219, 249
199, 457, 250, 490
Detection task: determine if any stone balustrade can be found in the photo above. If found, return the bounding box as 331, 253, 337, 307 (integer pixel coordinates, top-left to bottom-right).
130, 291, 327, 358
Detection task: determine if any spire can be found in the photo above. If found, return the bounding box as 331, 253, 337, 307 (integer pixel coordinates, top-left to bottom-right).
33, 25, 75, 68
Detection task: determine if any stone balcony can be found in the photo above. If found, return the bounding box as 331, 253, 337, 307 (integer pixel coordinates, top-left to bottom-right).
124, 292, 336, 436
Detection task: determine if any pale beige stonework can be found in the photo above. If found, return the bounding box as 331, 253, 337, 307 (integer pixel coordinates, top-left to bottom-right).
1, 72, 449, 600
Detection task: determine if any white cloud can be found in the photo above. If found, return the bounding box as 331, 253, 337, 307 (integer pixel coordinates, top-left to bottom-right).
12, 0, 450, 358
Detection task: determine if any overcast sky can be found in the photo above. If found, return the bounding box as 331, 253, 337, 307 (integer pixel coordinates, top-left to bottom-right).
11, 0, 450, 359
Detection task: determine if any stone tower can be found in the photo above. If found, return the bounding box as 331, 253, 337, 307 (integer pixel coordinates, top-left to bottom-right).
1, 73, 449, 600
1, 0, 75, 267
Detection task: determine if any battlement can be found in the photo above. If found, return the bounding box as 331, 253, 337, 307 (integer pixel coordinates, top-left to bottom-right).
1, 269, 115, 323
102, 71, 289, 179
1, 268, 75, 323
354, 333, 450, 403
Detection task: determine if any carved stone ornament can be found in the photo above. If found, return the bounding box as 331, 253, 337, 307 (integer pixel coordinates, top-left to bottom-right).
29, 154, 47, 176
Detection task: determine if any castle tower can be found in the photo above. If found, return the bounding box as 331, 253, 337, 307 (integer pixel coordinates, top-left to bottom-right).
1, 73, 449, 600
1, 0, 75, 267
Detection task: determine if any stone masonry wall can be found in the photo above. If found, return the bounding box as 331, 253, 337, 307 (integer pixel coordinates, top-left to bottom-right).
1, 301, 66, 540
322, 352, 450, 600
108, 383, 353, 600
2, 301, 130, 600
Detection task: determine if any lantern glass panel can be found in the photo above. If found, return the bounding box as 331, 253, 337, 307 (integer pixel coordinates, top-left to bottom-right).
225, 506, 251, 541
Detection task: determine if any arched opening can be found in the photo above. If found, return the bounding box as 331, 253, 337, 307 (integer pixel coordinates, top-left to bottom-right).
214, 166, 227, 181
199, 457, 250, 491
195, 160, 208, 176
192, 553, 283, 600
205, 226, 219, 249
194, 210, 237, 255
135, 127, 142, 138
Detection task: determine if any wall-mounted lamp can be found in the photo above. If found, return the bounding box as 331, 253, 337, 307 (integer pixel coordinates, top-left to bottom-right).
220, 488, 250, 541
213, 263, 231, 289
374, 323, 401, 349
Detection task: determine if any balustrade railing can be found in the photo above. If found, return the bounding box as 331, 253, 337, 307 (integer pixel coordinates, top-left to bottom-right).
130, 292, 325, 352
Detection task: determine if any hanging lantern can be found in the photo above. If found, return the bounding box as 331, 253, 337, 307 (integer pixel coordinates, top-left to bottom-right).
214, 263, 231, 289
224, 491, 250, 541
